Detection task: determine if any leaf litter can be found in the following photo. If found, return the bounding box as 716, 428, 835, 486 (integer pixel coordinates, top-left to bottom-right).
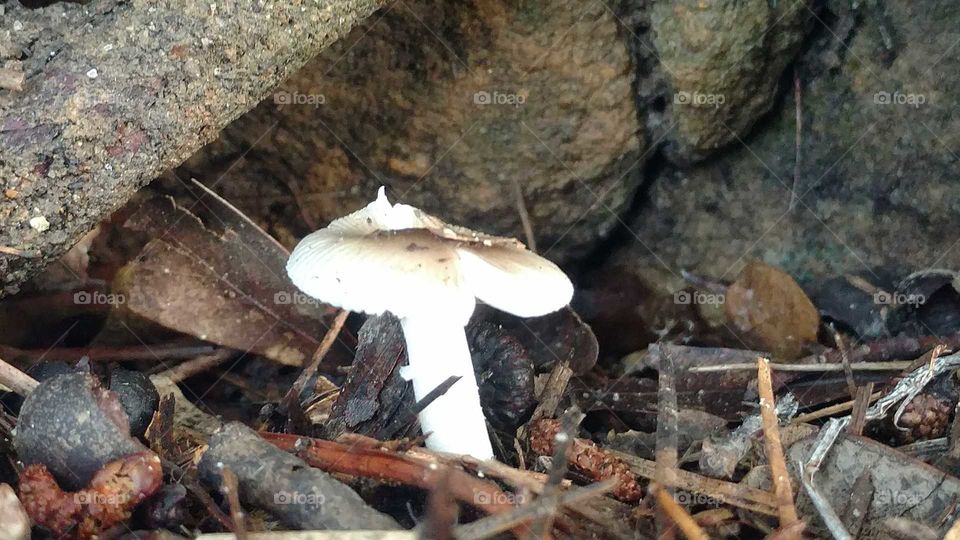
1, 183, 960, 539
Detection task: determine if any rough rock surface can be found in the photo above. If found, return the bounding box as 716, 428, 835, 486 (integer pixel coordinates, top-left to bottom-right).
645, 0, 812, 162
0, 0, 382, 296
610, 0, 960, 286
181, 0, 643, 262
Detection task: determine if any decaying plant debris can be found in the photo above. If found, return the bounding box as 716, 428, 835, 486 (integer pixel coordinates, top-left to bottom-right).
0, 178, 959, 539
2, 1, 960, 539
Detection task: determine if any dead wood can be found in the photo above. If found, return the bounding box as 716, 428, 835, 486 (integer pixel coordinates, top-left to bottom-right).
0, 0, 382, 295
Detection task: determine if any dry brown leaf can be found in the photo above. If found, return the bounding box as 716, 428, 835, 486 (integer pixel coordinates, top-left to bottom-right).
116, 190, 337, 366
724, 261, 819, 360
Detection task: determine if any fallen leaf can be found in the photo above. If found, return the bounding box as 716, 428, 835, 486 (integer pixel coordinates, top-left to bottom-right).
118, 185, 337, 366
725, 261, 819, 360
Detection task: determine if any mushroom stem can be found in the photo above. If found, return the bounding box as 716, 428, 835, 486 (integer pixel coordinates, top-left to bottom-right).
400, 316, 494, 459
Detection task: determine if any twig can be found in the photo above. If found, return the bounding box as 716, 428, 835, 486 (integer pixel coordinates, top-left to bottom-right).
384, 375, 461, 439
0, 355, 39, 396
220, 467, 248, 540
261, 432, 530, 535
679, 270, 730, 294
456, 479, 615, 540
511, 178, 537, 252
528, 362, 573, 424
846, 383, 874, 436
830, 327, 857, 400
611, 450, 778, 516
424, 469, 457, 540
282, 309, 349, 411
651, 484, 709, 540
0, 245, 37, 257
791, 391, 882, 425
797, 334, 960, 366
689, 361, 912, 372
519, 361, 573, 442
152, 350, 235, 383
400, 448, 634, 539
529, 408, 583, 539
944, 516, 960, 540
757, 358, 801, 535
0, 343, 218, 363
800, 419, 852, 540
655, 346, 679, 540
789, 68, 802, 212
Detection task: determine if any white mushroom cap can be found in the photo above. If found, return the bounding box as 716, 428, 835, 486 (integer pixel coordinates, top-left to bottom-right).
286, 187, 573, 325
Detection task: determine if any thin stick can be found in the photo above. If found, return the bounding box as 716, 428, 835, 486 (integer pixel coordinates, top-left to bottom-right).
655, 346, 679, 540
520, 361, 573, 441
690, 361, 911, 373
0, 356, 39, 396
0, 245, 37, 257
529, 408, 583, 539
220, 467, 248, 540
831, 327, 857, 400
154, 350, 234, 383
789, 69, 802, 212
757, 358, 801, 533
1, 343, 218, 363
651, 484, 709, 540
283, 310, 349, 410
456, 479, 615, 540
611, 450, 778, 516
944, 516, 960, 540
511, 178, 537, 252
791, 391, 883, 425
846, 383, 874, 436
384, 375, 461, 439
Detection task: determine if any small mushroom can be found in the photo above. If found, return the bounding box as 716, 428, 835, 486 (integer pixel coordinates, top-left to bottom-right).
287, 188, 572, 458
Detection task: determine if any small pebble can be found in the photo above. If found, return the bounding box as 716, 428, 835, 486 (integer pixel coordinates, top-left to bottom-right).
29, 216, 50, 232
13, 20, 23, 31
86, 68, 99, 79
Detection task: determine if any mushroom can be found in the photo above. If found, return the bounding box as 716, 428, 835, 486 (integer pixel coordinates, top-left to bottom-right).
286, 188, 572, 458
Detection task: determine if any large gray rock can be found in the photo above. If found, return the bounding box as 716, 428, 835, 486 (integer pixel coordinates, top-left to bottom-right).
647, 0, 813, 162
611, 0, 960, 285
0, 0, 382, 296
181, 0, 643, 262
